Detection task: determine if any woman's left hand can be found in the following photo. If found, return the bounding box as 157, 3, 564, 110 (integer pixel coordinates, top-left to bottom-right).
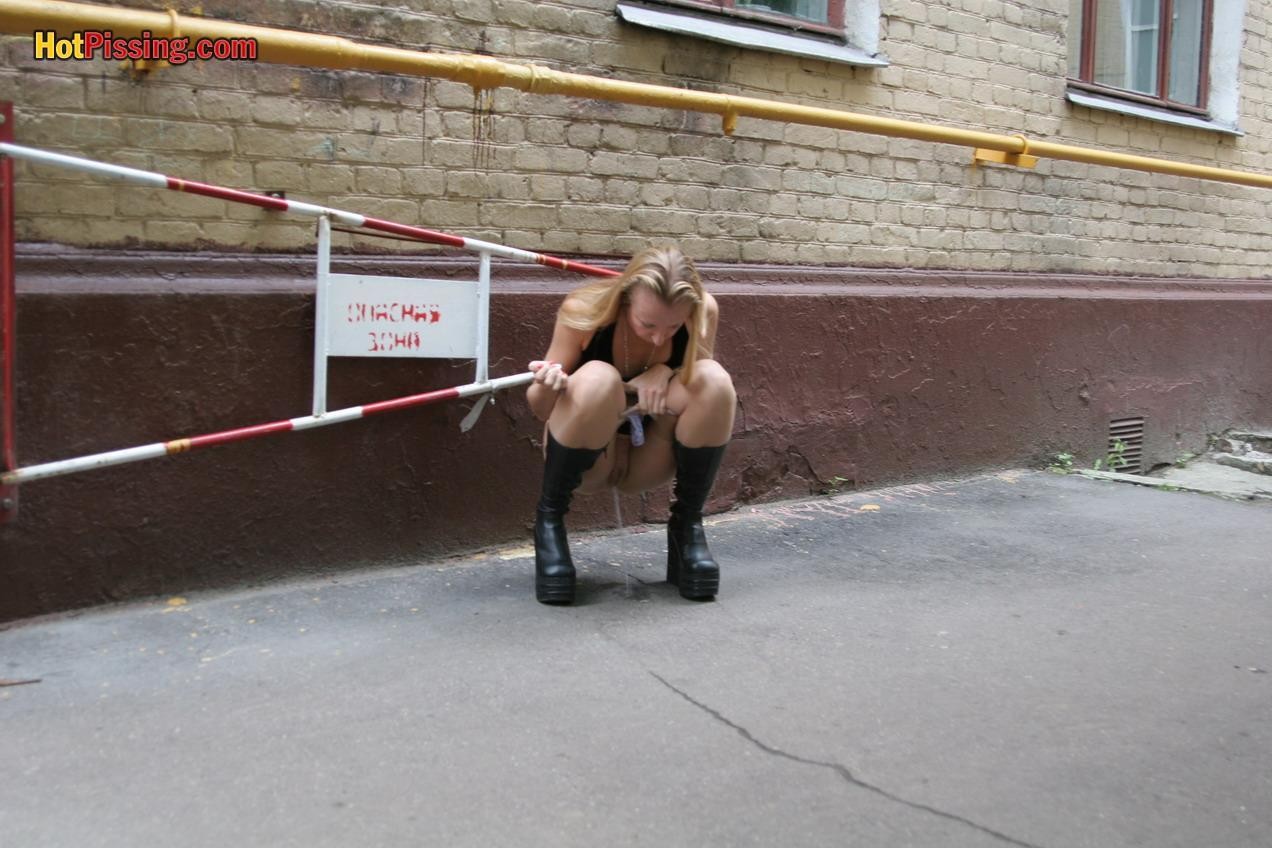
623, 364, 677, 417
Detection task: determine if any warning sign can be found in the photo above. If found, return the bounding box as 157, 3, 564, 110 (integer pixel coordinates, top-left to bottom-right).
324, 274, 478, 359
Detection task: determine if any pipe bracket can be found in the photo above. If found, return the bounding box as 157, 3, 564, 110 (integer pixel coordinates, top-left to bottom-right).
124, 8, 181, 77
973, 134, 1038, 169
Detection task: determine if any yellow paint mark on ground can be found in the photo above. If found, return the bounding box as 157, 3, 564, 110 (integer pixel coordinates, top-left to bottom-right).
860, 504, 881, 512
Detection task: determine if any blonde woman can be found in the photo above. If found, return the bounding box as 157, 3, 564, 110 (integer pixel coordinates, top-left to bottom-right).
527, 246, 737, 605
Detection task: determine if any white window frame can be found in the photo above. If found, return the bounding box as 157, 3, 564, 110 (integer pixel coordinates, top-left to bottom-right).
1067, 0, 1244, 135
615, 1, 886, 68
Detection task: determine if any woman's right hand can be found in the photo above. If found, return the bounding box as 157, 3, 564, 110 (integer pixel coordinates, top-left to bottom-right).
529, 360, 568, 392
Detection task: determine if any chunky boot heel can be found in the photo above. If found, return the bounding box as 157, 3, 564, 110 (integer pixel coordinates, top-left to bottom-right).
667, 520, 719, 598
535, 573, 576, 604
535, 510, 577, 604
667, 439, 727, 601
534, 433, 602, 605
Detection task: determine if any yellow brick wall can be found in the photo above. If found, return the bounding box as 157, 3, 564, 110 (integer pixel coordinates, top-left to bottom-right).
1, 0, 1271, 276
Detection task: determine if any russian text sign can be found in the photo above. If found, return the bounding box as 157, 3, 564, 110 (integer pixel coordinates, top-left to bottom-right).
325, 274, 478, 359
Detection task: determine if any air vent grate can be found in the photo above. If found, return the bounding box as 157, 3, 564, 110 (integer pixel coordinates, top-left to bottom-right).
1108, 416, 1145, 474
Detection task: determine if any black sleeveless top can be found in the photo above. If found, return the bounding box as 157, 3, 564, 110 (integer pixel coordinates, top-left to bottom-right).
579, 322, 689, 436
578, 322, 690, 377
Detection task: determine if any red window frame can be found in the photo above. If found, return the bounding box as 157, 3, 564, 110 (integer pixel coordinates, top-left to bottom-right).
655, 0, 847, 37
1069, 0, 1213, 116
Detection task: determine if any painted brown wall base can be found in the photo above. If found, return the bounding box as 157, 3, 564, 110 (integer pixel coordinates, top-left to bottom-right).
3, 248, 1271, 623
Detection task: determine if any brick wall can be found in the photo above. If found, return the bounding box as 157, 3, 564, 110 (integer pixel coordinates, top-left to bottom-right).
1, 0, 1271, 275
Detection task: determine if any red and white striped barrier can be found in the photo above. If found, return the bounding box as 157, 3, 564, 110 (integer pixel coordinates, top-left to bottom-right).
2, 371, 534, 485
0, 142, 619, 278
0, 140, 621, 489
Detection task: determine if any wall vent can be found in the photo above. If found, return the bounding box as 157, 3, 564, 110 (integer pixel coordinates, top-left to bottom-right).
1108, 416, 1145, 473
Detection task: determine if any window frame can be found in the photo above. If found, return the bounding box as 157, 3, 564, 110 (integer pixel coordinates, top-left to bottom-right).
1069, 0, 1214, 117
654, 0, 847, 38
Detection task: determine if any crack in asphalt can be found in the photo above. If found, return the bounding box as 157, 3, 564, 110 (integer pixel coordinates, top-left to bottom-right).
649, 671, 1045, 848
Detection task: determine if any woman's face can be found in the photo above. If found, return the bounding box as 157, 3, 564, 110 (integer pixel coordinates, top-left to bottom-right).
626, 286, 692, 347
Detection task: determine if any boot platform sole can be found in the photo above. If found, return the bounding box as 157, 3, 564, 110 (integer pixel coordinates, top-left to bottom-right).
536, 575, 575, 605
666, 552, 719, 600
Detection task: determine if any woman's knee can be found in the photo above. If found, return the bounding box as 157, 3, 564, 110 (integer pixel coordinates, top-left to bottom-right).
564, 361, 624, 410
687, 360, 736, 407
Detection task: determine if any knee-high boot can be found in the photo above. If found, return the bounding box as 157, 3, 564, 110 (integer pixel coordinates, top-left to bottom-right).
535, 432, 603, 604
667, 439, 727, 600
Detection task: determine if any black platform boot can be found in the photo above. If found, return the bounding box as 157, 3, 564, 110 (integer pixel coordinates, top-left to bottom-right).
535, 432, 603, 604
667, 439, 727, 600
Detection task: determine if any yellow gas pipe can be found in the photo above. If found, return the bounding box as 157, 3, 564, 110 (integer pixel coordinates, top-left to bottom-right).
3, 0, 1271, 190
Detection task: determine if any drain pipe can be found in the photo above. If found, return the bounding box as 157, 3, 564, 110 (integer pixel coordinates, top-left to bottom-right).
3, 0, 1272, 190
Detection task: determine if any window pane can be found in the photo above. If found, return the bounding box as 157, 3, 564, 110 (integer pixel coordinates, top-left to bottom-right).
1131, 0, 1161, 93
1131, 0, 1158, 27
1168, 0, 1204, 104
735, 0, 830, 24
1068, 0, 1084, 78
1093, 0, 1160, 95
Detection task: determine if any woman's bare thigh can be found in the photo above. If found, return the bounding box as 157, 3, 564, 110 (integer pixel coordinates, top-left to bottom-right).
542, 421, 618, 494
579, 439, 620, 493
541, 416, 676, 497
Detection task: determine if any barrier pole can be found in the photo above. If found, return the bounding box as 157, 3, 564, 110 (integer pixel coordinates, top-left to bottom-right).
0, 142, 620, 279
0, 103, 16, 521
0, 371, 536, 486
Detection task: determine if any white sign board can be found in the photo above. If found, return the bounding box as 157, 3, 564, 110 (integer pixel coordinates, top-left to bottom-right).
325, 273, 478, 359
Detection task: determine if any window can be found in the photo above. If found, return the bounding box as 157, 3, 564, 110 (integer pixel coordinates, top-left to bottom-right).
616, 1, 884, 68
658, 1, 845, 36
1067, 0, 1212, 114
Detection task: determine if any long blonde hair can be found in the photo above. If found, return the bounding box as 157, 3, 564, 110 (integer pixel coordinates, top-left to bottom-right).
559, 246, 707, 384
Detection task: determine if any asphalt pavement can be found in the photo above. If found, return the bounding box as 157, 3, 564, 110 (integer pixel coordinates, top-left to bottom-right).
2, 470, 1269, 848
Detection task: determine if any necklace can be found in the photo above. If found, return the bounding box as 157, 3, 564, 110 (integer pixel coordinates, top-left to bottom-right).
622, 312, 655, 378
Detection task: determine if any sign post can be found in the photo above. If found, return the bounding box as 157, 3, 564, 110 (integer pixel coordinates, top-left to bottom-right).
313, 215, 332, 417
